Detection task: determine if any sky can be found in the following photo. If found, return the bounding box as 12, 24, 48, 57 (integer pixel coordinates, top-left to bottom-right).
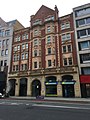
0, 0, 90, 27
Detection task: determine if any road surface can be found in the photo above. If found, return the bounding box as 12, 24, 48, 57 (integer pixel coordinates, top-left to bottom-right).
0, 99, 90, 120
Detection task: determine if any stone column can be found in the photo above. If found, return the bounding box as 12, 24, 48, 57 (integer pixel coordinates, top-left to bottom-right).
27, 77, 32, 96
41, 76, 45, 96
15, 78, 20, 96
74, 73, 81, 97
57, 75, 62, 97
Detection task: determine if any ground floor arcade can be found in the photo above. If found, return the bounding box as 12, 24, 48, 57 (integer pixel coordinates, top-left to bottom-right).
7, 73, 81, 98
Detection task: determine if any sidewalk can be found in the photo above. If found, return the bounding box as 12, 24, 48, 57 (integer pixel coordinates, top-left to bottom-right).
9, 96, 90, 103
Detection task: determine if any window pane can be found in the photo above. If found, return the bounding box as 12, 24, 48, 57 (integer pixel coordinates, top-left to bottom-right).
48, 60, 51, 67
81, 67, 90, 75
63, 46, 66, 53
47, 36, 51, 43
87, 28, 90, 35
78, 19, 85, 26
86, 18, 90, 24
34, 62, 37, 68
48, 48, 51, 54
68, 58, 72, 65
67, 45, 71, 52
80, 41, 89, 50
63, 58, 67, 65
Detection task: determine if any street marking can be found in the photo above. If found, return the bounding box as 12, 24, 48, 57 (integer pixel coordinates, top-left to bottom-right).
33, 104, 90, 110
11, 103, 19, 105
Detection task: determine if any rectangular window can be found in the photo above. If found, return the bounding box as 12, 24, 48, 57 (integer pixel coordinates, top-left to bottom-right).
1, 50, 4, 56
21, 54, 24, 60
66, 33, 71, 40
47, 36, 51, 44
16, 65, 19, 71
48, 48, 51, 54
34, 50, 37, 57
15, 36, 20, 42
2, 40, 5, 46
66, 22, 70, 29
5, 49, 8, 55
79, 41, 89, 50
34, 62, 37, 68
21, 64, 27, 71
25, 53, 28, 59
45, 16, 54, 22
62, 46, 66, 53
61, 22, 70, 30
14, 46, 17, 51
22, 34, 28, 40
87, 28, 90, 35
13, 55, 16, 62
34, 39, 38, 46
80, 53, 90, 63
39, 62, 41, 68
81, 67, 90, 75
17, 55, 19, 61
1, 61, 3, 66
34, 30, 38, 36
78, 19, 85, 26
86, 18, 90, 24
33, 19, 41, 26
17, 45, 20, 50
47, 26, 51, 33
13, 65, 15, 71
61, 34, 66, 41
61, 23, 65, 30
22, 44, 25, 49
63, 58, 67, 66
25, 64, 27, 70
48, 60, 52, 67
77, 29, 87, 38
6, 39, 9, 46
5, 30, 10, 36
67, 45, 71, 52
68, 57, 72, 65
26, 43, 28, 49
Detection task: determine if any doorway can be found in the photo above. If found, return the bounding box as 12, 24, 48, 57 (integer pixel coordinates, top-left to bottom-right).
32, 80, 41, 97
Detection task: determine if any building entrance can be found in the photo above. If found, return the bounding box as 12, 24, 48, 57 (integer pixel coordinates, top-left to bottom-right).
19, 78, 27, 96
31, 80, 41, 97
61, 75, 75, 98
62, 84, 75, 97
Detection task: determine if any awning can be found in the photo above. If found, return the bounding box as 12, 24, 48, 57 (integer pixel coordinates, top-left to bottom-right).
80, 75, 90, 83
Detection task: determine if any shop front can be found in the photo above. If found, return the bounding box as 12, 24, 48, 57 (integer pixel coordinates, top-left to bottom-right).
45, 76, 57, 96
80, 75, 90, 98
61, 75, 75, 98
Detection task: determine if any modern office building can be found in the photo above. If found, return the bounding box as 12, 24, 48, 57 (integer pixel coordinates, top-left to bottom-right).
73, 3, 90, 97
8, 5, 81, 98
0, 18, 24, 94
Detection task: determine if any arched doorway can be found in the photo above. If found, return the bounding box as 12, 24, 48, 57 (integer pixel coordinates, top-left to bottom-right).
45, 76, 57, 96
31, 80, 41, 97
8, 79, 16, 96
61, 75, 75, 98
19, 78, 27, 96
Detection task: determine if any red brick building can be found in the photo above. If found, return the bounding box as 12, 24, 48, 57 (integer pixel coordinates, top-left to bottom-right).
8, 5, 81, 97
